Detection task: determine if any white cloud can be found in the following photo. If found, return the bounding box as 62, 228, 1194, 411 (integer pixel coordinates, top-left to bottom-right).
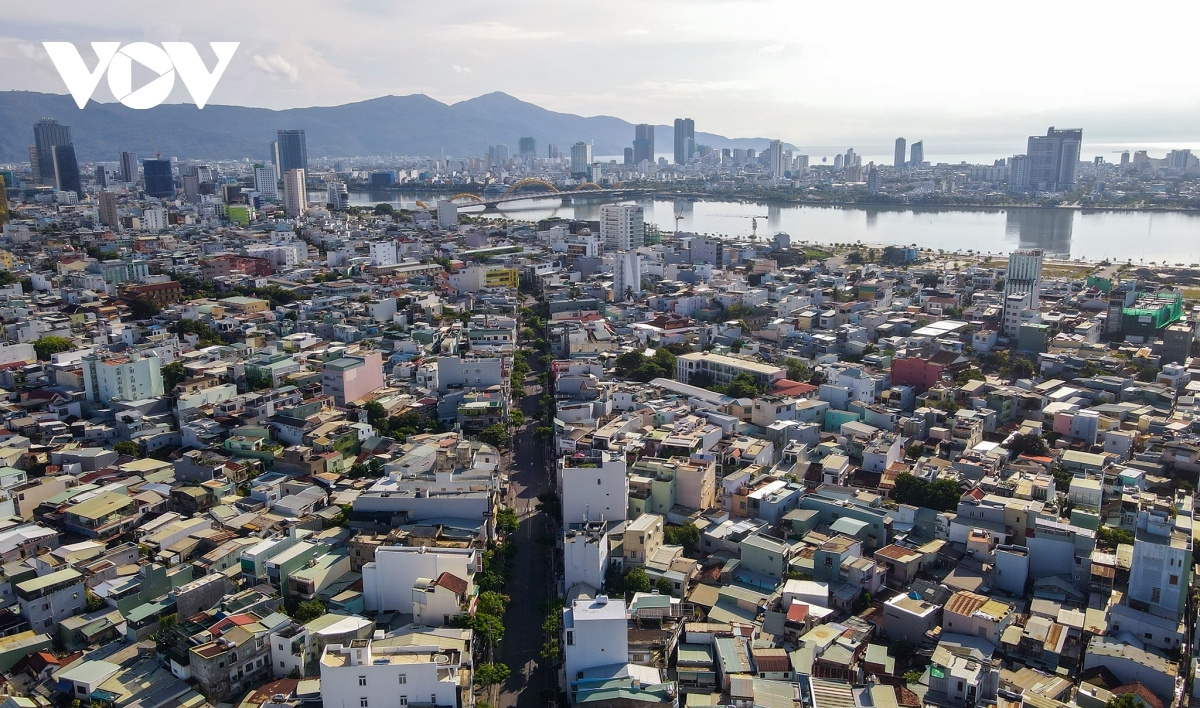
252, 53, 299, 82
452, 64, 472, 74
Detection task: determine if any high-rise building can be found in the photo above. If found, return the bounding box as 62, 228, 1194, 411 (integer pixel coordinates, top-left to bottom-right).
0, 176, 8, 226
548, 144, 560, 160
633, 124, 655, 165
570, 142, 592, 177
1008, 154, 1030, 192
98, 190, 119, 227
82, 352, 164, 403
909, 140, 924, 167
120, 151, 139, 183
766, 140, 785, 177
282, 168, 307, 217
1119, 151, 1130, 167
142, 158, 175, 198
673, 118, 695, 164
270, 141, 280, 174
1167, 149, 1192, 171
28, 147, 40, 183
1026, 127, 1081, 192
33, 118, 72, 185
845, 148, 859, 168
253, 164, 279, 200
489, 144, 510, 163
866, 164, 881, 191
600, 204, 644, 252
1004, 249, 1043, 310
612, 251, 642, 301
94, 165, 110, 188
623, 148, 634, 166
276, 129, 308, 175
518, 137, 537, 159
327, 181, 349, 211
833, 154, 843, 170
894, 137, 906, 168
51, 144, 82, 197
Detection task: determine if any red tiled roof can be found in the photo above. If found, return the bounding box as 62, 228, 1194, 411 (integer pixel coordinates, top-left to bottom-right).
435, 572, 468, 596
786, 603, 810, 623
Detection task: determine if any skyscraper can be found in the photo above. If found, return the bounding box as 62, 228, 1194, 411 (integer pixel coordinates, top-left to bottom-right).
623, 148, 634, 166
51, 145, 82, 197
766, 140, 784, 177
612, 251, 642, 301
33, 119, 72, 185
570, 142, 593, 177
909, 141, 924, 167
673, 118, 695, 165
1026, 127, 1082, 192
1004, 249, 1044, 308
548, 144, 560, 160
28, 147, 40, 183
143, 159, 175, 198
866, 165, 881, 191
1008, 154, 1030, 192
518, 137, 537, 159
120, 151, 139, 184
600, 204, 644, 252
894, 138, 906, 168
283, 168, 307, 217
254, 164, 279, 200
98, 190, 119, 227
633, 124, 655, 165
276, 129, 308, 175
94, 165, 110, 188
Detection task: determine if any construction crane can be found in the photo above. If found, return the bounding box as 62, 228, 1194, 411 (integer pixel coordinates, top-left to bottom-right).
673, 213, 685, 232
710, 214, 770, 240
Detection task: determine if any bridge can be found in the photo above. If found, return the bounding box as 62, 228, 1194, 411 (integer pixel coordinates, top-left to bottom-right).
444, 180, 652, 210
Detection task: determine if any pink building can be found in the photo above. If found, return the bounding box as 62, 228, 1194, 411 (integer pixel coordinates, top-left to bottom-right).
321, 350, 384, 406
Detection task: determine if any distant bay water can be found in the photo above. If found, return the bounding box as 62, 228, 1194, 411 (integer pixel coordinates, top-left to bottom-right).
350, 192, 1200, 263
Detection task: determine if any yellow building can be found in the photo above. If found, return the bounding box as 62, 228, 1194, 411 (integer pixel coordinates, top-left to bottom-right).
218, 296, 269, 314
484, 267, 519, 289
0, 250, 14, 270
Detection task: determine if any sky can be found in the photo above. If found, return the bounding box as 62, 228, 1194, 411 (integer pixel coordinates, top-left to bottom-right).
5, 0, 1200, 159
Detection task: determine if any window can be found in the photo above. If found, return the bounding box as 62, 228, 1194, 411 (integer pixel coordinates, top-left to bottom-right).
597, 479, 601, 485
399, 675, 407, 684
566, 631, 574, 646
399, 699, 407, 707
360, 699, 368, 708
431, 696, 436, 705
1145, 633, 1153, 639
1152, 587, 1162, 603
1170, 575, 1179, 586
280, 662, 286, 668
358, 676, 366, 686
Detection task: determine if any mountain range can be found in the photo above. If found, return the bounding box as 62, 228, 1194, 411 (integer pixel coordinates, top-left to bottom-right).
0, 90, 785, 164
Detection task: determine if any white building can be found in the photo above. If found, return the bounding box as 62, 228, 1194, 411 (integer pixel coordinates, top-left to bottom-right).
1004, 249, 1043, 309
362, 546, 477, 614
600, 204, 644, 252
437, 200, 457, 229
571, 142, 593, 175
283, 168, 306, 218
16, 567, 86, 632
82, 352, 164, 403
1128, 504, 1191, 621
563, 521, 611, 594
254, 164, 278, 200
435, 355, 505, 394
559, 451, 628, 524
612, 251, 641, 301
563, 595, 628, 686
142, 207, 166, 232
319, 639, 464, 708
327, 181, 349, 210
369, 241, 400, 267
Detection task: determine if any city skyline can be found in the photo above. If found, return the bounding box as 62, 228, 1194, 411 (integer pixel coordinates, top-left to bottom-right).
3, 1, 1199, 154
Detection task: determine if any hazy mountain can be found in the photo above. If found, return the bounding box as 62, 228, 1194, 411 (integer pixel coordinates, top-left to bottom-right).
0, 90, 785, 164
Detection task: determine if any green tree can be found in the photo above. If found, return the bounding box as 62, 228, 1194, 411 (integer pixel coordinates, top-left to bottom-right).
892, 473, 962, 512
127, 296, 161, 319
655, 576, 673, 596
663, 523, 700, 550
113, 441, 140, 457
479, 423, 508, 450
623, 567, 651, 596
721, 372, 764, 399
161, 361, 187, 392
784, 357, 811, 382
905, 441, 925, 459
474, 662, 511, 687
373, 203, 395, 217
85, 589, 107, 612
1096, 525, 1134, 550
293, 600, 325, 623
477, 591, 509, 618
1105, 695, 1139, 708
33, 335, 74, 361
508, 410, 525, 428
1008, 433, 1049, 458
954, 368, 986, 386
362, 401, 387, 429
1007, 356, 1035, 380
496, 507, 519, 535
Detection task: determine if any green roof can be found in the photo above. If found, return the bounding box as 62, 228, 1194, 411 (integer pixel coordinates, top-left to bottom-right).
16, 567, 82, 593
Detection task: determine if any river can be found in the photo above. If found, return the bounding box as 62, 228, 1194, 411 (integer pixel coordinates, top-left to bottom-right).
348, 192, 1200, 263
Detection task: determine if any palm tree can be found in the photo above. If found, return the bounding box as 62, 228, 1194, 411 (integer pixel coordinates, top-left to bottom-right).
624, 285, 635, 302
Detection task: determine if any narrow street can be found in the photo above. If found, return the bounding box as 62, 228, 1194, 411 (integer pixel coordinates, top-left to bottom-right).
496, 365, 555, 707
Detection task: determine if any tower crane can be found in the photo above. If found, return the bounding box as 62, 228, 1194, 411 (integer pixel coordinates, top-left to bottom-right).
710, 214, 770, 240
